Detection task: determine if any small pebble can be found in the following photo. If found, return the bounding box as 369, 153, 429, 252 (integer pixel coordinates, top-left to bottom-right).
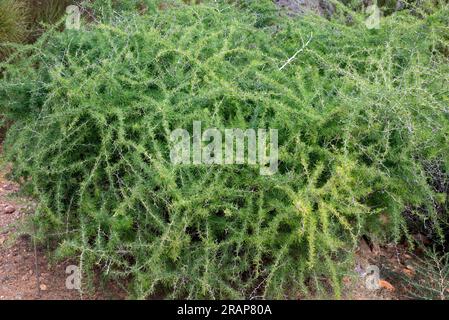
4, 205, 16, 214
406, 264, 415, 271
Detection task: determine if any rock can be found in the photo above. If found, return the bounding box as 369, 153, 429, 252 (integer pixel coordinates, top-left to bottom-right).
396, 1, 405, 11
39, 284, 48, 291
379, 279, 395, 291
3, 205, 15, 214
403, 268, 414, 277
275, 0, 335, 17
405, 264, 415, 272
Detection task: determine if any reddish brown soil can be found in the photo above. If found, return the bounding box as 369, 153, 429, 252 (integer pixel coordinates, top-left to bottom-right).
0, 165, 125, 300
343, 239, 412, 300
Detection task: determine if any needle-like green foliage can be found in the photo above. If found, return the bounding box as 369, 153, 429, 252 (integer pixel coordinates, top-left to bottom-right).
0, 0, 448, 298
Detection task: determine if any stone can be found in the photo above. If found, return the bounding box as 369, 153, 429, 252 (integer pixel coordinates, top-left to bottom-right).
3, 205, 15, 214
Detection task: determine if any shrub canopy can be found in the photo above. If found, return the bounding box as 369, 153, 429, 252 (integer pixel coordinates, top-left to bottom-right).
0, 0, 448, 298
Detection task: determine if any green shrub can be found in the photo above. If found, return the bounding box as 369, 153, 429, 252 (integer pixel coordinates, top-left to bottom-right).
0, 1, 448, 298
